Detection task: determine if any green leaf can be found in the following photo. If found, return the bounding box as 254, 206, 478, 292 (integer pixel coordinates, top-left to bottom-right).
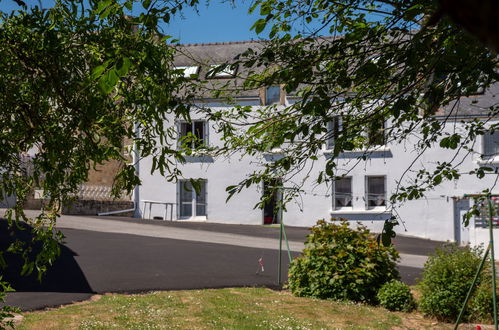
251, 19, 267, 34
116, 57, 131, 77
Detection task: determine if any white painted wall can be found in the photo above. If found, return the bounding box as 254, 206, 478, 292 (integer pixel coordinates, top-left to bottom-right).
137, 104, 499, 249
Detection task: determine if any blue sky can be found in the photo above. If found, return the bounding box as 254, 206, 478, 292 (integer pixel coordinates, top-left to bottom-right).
0, 0, 263, 44
157, 1, 261, 44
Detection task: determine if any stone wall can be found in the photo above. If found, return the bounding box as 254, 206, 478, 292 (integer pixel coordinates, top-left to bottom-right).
62, 200, 134, 216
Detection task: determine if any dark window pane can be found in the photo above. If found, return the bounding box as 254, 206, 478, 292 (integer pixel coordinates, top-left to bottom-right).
367, 176, 386, 207
334, 177, 352, 207
196, 204, 206, 216
367, 120, 385, 146
194, 121, 205, 148
484, 131, 499, 156
179, 181, 193, 217
180, 203, 192, 217
266, 86, 281, 105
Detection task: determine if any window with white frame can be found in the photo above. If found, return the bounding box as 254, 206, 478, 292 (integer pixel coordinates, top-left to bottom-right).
178, 179, 207, 218
206, 64, 237, 78
333, 177, 352, 209
366, 176, 386, 208
178, 120, 208, 149
175, 66, 200, 79
483, 130, 499, 157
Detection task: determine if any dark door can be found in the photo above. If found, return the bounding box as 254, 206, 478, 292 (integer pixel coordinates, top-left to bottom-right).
263, 179, 282, 225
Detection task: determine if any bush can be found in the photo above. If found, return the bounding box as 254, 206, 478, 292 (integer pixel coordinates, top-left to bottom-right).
377, 280, 415, 312
288, 219, 399, 303
419, 244, 495, 323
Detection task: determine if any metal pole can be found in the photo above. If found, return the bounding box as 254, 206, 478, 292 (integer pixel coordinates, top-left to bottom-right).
454, 244, 490, 329
487, 196, 498, 329
278, 214, 283, 287
281, 222, 293, 263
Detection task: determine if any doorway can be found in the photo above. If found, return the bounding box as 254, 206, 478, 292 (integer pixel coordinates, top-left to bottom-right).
453, 197, 470, 245
263, 178, 282, 225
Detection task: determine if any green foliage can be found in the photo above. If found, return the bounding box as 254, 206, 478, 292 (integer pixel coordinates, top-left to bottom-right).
211, 0, 499, 211
0, 277, 19, 330
0, 0, 198, 323
419, 244, 495, 323
377, 280, 415, 312
288, 219, 399, 303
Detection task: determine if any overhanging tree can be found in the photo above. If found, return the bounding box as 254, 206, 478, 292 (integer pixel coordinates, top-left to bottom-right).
202, 0, 498, 217
0, 0, 202, 322
0, 0, 498, 324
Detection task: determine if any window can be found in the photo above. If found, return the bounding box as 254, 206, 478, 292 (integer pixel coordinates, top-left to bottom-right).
367, 119, 385, 146
175, 66, 200, 79
333, 177, 352, 209
178, 179, 207, 218
265, 86, 281, 105
178, 120, 208, 149
483, 130, 499, 157
206, 64, 237, 78
366, 176, 386, 208
326, 117, 343, 150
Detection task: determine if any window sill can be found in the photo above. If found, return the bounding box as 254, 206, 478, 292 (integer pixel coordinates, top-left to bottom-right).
330, 208, 390, 215
323, 146, 392, 159
177, 216, 207, 222
477, 156, 499, 165
324, 145, 390, 153
182, 153, 215, 163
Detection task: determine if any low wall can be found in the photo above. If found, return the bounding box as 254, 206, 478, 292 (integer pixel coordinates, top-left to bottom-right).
62, 200, 134, 217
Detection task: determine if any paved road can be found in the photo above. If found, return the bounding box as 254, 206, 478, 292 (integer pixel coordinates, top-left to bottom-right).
1, 212, 442, 311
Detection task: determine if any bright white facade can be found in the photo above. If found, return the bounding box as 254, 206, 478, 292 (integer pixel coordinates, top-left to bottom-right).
136, 41, 499, 254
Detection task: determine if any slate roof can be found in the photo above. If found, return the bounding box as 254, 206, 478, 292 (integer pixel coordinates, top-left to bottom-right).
174, 40, 498, 119
439, 82, 499, 118
174, 40, 266, 99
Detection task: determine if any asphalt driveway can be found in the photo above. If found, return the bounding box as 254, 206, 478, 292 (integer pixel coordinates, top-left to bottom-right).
1, 213, 442, 311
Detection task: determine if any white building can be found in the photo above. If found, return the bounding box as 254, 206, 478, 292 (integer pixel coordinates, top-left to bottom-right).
136, 41, 499, 254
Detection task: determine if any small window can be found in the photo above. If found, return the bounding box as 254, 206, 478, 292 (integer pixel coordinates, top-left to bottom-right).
178, 120, 208, 149
484, 130, 499, 157
326, 117, 343, 150
206, 64, 237, 78
265, 86, 281, 105
333, 177, 352, 209
178, 179, 207, 218
366, 176, 386, 209
175, 66, 200, 79
367, 119, 385, 146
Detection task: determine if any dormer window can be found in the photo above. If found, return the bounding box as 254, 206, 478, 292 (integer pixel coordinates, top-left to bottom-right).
206, 64, 237, 78
175, 66, 200, 79
265, 86, 281, 105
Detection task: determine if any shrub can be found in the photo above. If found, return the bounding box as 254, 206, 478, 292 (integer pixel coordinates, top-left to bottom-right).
377, 280, 415, 312
419, 244, 495, 323
288, 219, 399, 303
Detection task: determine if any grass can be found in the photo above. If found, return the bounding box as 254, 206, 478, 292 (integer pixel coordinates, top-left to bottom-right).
17, 287, 453, 330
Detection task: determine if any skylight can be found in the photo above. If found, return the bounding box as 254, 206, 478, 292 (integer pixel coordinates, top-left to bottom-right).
207, 64, 237, 78
176, 66, 200, 78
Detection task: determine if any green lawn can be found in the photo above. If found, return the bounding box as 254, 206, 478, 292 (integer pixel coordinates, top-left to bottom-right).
17, 287, 452, 329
